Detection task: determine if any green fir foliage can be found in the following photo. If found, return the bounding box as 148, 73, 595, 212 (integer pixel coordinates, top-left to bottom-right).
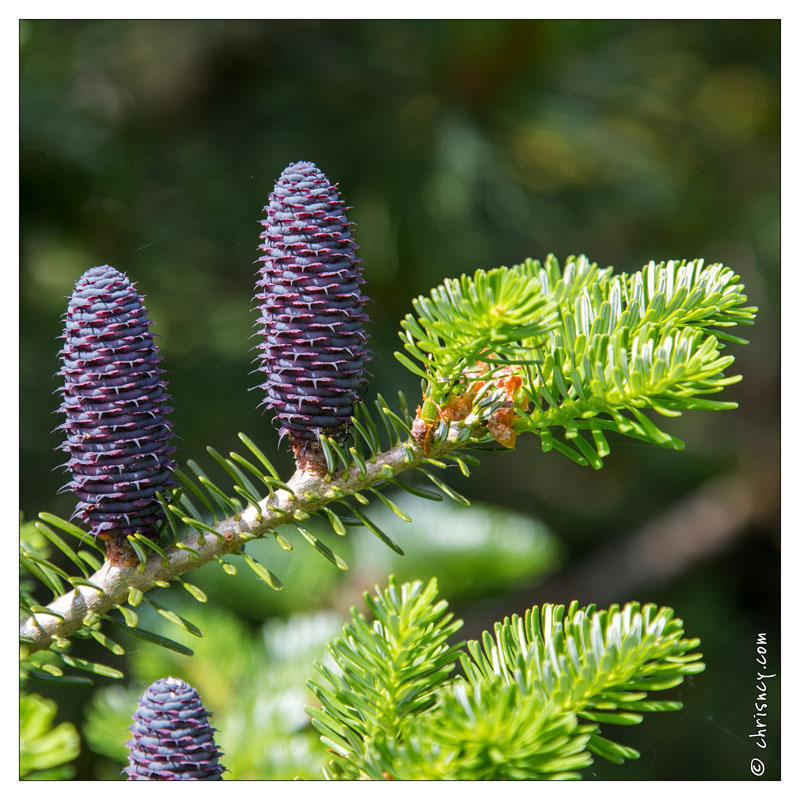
399, 255, 756, 465
307, 577, 464, 779
397, 261, 557, 395
308, 577, 704, 780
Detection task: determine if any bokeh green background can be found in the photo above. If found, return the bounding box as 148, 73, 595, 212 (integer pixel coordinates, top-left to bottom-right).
20, 19, 779, 780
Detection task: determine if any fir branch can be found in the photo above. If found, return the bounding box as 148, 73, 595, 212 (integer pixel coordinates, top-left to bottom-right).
19, 429, 468, 654
306, 577, 463, 779
379, 600, 704, 779
399, 254, 756, 461
309, 579, 704, 780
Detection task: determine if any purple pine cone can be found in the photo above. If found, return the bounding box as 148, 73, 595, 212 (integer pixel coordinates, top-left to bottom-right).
56, 265, 174, 544
125, 677, 225, 781
255, 161, 370, 459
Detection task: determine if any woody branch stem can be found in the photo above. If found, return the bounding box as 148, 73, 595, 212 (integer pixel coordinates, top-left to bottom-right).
20, 430, 466, 653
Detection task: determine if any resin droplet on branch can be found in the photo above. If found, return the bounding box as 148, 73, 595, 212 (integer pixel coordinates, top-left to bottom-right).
56, 265, 174, 561
125, 677, 225, 780
254, 161, 370, 470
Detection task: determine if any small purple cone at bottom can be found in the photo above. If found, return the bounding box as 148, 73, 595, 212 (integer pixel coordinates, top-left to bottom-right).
125, 677, 225, 780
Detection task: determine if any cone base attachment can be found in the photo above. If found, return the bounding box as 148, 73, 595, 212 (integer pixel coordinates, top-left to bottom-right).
291, 438, 330, 475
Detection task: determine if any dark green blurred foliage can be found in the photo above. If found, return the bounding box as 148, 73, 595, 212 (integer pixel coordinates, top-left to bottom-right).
20, 20, 779, 779
20, 692, 80, 780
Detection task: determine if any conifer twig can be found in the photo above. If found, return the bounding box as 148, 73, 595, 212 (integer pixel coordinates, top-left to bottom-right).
20, 432, 463, 652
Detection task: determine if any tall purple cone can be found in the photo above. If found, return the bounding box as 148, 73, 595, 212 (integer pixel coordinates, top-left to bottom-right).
254, 161, 370, 467
56, 265, 174, 553
125, 677, 225, 781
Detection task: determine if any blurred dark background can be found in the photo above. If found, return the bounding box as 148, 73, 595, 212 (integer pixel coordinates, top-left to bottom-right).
20, 19, 779, 780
